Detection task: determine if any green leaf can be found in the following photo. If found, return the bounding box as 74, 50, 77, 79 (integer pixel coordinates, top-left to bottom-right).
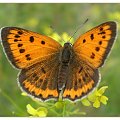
81, 98, 91, 106
98, 86, 108, 95
26, 104, 37, 116
55, 101, 64, 109
100, 95, 108, 105
93, 98, 100, 108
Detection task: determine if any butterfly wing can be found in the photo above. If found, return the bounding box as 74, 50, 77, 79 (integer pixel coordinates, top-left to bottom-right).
63, 56, 99, 101
63, 21, 117, 101
19, 54, 59, 101
1, 27, 62, 68
1, 27, 62, 101
73, 21, 117, 68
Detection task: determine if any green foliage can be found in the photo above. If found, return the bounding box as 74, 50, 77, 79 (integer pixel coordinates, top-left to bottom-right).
0, 3, 120, 116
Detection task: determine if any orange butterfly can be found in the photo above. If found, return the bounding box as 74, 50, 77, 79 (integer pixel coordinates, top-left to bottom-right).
1, 21, 117, 101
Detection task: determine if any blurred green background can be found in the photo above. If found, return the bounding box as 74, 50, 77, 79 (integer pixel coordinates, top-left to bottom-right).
0, 3, 120, 117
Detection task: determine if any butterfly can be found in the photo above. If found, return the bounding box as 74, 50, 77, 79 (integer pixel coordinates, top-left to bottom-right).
0, 21, 117, 102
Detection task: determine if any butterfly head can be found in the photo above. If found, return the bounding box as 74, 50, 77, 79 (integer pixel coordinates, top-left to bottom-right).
64, 42, 72, 48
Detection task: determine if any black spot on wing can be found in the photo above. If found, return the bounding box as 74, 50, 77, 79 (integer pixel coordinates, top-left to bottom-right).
41, 40, 45, 45
29, 36, 34, 43
15, 35, 20, 38
14, 39, 22, 42
90, 34, 94, 40
18, 31, 23, 35
18, 43, 23, 47
95, 47, 100, 51
99, 41, 102, 45
98, 31, 106, 35
83, 39, 86, 43
90, 52, 95, 59
25, 54, 31, 61
19, 49, 25, 53
102, 35, 106, 39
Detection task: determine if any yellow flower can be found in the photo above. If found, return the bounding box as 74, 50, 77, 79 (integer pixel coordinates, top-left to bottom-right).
21, 92, 28, 96
26, 104, 48, 117
50, 32, 74, 46
81, 86, 109, 108
81, 98, 91, 106
88, 86, 108, 108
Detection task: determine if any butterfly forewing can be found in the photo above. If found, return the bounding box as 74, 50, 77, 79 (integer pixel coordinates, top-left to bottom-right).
1, 27, 62, 68
73, 22, 117, 68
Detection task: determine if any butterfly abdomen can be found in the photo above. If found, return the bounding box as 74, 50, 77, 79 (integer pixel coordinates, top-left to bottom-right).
58, 42, 72, 90
58, 63, 69, 90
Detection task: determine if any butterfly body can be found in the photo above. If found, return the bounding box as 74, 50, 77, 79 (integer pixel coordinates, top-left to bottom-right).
58, 42, 73, 90
1, 21, 117, 101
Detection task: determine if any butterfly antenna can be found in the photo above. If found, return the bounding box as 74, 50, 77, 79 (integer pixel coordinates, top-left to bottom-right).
68, 18, 89, 42
49, 25, 66, 42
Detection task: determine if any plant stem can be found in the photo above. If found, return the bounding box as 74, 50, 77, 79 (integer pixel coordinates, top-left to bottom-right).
0, 89, 25, 115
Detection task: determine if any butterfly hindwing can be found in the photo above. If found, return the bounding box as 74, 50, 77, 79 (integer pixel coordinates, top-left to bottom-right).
63, 56, 99, 101
19, 54, 60, 101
